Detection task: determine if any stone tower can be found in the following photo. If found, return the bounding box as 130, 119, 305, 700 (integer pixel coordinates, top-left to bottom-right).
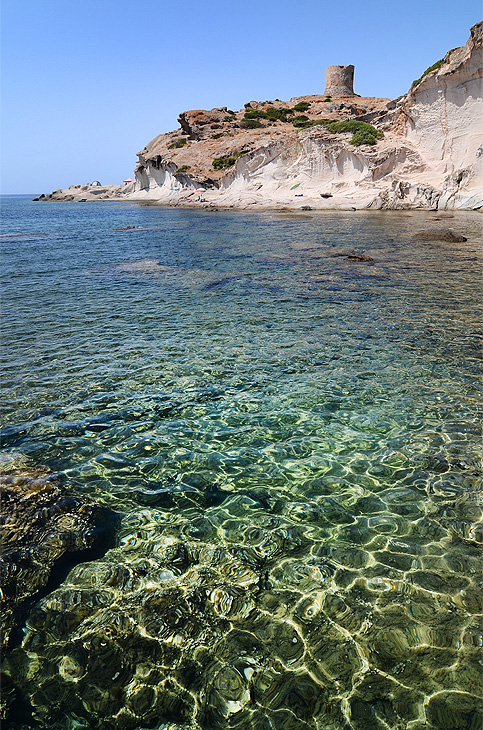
324, 65, 355, 97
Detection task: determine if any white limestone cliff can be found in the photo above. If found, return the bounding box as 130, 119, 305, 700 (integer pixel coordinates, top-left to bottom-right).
381, 19, 483, 210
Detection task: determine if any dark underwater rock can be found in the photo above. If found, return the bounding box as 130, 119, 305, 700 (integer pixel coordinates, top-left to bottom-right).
345, 254, 374, 261
332, 248, 358, 257
426, 690, 482, 729
331, 248, 374, 261
0, 465, 118, 649
413, 228, 467, 242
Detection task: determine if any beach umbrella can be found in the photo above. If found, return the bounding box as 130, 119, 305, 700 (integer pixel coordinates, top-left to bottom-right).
123, 178, 134, 183
290, 182, 301, 190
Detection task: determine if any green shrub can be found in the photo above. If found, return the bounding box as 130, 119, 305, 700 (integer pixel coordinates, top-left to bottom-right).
226, 110, 235, 115
324, 96, 332, 102
243, 109, 269, 119
168, 138, 187, 149
243, 107, 296, 123
212, 133, 223, 139
322, 119, 383, 145
212, 152, 244, 170
295, 118, 383, 144
265, 107, 294, 121
411, 58, 444, 88
176, 165, 191, 174
240, 118, 264, 129
293, 101, 311, 112
223, 115, 234, 122
349, 128, 379, 145
292, 114, 310, 128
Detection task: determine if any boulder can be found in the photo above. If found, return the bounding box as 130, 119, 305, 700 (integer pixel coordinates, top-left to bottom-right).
0, 465, 118, 647
413, 228, 468, 242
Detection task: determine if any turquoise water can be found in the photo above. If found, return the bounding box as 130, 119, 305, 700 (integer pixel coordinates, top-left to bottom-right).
1, 197, 482, 729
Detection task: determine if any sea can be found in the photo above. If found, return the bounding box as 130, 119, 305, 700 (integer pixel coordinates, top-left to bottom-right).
1, 195, 482, 729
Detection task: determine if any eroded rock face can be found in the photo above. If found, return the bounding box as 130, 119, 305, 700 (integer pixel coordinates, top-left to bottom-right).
0, 465, 119, 647
405, 23, 482, 173
178, 107, 230, 140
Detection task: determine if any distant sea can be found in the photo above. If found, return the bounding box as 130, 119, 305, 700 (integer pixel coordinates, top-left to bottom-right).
1, 195, 482, 729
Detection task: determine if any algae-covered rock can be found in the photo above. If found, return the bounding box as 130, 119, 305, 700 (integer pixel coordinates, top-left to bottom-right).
0, 465, 118, 648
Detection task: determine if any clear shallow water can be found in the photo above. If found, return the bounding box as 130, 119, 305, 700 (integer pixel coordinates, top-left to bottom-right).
1, 197, 482, 729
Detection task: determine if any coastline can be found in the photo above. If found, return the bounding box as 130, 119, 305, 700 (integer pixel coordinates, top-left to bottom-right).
34, 191, 483, 214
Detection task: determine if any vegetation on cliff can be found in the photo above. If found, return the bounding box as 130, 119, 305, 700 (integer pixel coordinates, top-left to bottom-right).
168, 138, 187, 149
239, 106, 383, 145
212, 152, 245, 170
411, 58, 445, 88
293, 118, 384, 145
322, 119, 384, 145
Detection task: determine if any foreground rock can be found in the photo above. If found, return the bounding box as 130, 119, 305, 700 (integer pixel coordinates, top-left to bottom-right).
38, 22, 482, 211
3, 478, 482, 729
0, 465, 119, 648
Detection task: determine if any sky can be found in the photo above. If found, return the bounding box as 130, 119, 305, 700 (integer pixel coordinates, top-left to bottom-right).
1, 1, 480, 194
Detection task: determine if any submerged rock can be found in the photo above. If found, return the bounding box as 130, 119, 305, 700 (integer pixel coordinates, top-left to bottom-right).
331, 248, 358, 257
413, 228, 468, 242
331, 249, 374, 262
0, 465, 118, 648
426, 690, 482, 730
345, 254, 374, 262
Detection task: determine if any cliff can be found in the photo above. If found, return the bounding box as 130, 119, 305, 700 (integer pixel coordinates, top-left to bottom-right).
39, 22, 482, 211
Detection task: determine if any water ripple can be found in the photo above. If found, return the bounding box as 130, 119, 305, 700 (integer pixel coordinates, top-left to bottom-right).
1, 201, 482, 729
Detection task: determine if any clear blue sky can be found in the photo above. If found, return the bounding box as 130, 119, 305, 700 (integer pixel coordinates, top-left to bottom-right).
1, 0, 480, 194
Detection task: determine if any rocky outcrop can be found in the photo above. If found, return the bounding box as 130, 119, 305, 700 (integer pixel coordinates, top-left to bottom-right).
38, 23, 482, 210
35, 182, 129, 202
0, 463, 118, 648
178, 107, 231, 140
